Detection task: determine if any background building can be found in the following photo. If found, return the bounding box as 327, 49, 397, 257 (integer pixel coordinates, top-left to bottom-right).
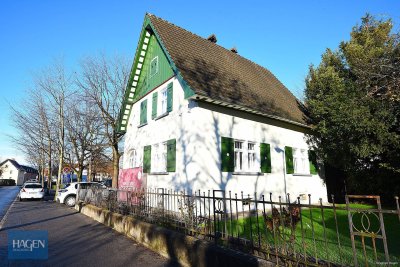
0, 159, 38, 185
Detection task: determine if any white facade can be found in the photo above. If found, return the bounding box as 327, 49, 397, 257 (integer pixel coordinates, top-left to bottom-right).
0, 160, 37, 185
123, 77, 328, 203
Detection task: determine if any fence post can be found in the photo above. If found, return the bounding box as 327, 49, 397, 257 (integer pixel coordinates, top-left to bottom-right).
213, 190, 226, 244
157, 188, 165, 223
345, 195, 358, 267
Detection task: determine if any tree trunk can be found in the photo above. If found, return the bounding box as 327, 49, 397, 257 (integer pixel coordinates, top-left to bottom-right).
55, 99, 64, 200
48, 139, 52, 190
77, 163, 83, 182
88, 156, 92, 182
112, 144, 120, 188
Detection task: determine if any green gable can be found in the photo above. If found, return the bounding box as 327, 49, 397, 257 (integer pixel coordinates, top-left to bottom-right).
116, 14, 195, 134
132, 34, 174, 103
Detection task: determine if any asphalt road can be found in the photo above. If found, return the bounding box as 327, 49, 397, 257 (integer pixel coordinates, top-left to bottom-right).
0, 193, 178, 267
0, 186, 20, 223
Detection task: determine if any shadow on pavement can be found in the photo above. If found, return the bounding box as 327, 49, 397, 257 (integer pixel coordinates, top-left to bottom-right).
0, 211, 78, 232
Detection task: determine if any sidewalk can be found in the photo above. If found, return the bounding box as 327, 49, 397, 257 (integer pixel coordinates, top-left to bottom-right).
0, 199, 177, 267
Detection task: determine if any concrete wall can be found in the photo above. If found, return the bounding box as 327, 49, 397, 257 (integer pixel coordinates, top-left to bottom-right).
123, 76, 328, 203
76, 203, 273, 267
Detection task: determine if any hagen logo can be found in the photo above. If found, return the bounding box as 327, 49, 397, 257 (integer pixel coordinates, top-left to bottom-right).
8, 230, 48, 260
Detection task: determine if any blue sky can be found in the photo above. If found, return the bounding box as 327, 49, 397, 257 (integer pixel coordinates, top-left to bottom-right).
1, 0, 399, 164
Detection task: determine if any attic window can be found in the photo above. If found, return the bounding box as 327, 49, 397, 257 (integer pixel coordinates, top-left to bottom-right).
150, 56, 158, 77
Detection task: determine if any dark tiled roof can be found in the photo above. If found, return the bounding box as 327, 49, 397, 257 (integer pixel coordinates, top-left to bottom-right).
148, 14, 307, 125
0, 159, 38, 173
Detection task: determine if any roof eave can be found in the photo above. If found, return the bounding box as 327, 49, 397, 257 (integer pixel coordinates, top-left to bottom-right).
189, 93, 310, 129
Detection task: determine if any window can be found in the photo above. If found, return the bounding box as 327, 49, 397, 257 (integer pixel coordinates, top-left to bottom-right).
128, 149, 139, 168
293, 148, 309, 174
151, 142, 167, 172
153, 83, 172, 120
234, 141, 244, 171
287, 147, 310, 174
248, 143, 256, 170
160, 88, 168, 115
234, 140, 259, 172
10, 170, 12, 174
143, 139, 176, 174
150, 56, 158, 77
24, 184, 42, 189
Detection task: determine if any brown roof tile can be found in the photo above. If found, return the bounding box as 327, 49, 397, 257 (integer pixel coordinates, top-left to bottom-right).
148, 14, 307, 125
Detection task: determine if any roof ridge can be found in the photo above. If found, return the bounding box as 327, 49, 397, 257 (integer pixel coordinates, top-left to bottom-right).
147, 14, 301, 102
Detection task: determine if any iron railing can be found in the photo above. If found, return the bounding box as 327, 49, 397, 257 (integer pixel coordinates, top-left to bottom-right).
77, 188, 400, 266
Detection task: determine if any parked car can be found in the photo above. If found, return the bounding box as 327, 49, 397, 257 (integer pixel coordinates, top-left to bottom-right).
19, 183, 45, 201
56, 182, 106, 207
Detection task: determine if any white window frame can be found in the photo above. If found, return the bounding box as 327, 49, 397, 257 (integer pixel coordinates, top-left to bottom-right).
128, 149, 140, 168
234, 140, 259, 172
293, 148, 309, 174
152, 142, 167, 172
159, 87, 168, 115
247, 142, 256, 171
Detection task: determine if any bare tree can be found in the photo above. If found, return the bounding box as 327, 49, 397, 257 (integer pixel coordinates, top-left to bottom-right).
34, 59, 74, 196
76, 54, 129, 188
64, 93, 105, 182
10, 86, 58, 188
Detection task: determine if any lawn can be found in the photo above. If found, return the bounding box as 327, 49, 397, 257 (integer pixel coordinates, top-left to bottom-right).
218, 204, 399, 266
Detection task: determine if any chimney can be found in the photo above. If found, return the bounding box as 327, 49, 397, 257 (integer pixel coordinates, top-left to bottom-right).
230, 47, 238, 53
207, 34, 217, 43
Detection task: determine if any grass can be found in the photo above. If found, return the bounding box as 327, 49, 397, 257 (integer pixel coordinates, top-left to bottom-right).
218, 204, 399, 266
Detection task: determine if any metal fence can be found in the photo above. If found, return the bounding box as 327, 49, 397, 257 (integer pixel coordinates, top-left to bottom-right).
77, 188, 400, 266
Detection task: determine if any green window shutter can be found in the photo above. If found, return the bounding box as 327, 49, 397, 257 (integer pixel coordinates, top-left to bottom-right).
167, 139, 176, 172
221, 137, 234, 172
143, 145, 151, 173
140, 100, 148, 125
285, 146, 294, 174
167, 82, 173, 112
260, 143, 271, 173
140, 102, 144, 124
309, 150, 318, 175
143, 100, 147, 124
152, 92, 158, 119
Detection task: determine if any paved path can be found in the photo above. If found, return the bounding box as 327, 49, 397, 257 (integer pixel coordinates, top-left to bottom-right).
0, 186, 20, 222
0, 198, 178, 267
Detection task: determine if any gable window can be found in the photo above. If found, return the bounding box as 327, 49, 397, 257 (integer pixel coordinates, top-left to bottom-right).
150, 56, 158, 77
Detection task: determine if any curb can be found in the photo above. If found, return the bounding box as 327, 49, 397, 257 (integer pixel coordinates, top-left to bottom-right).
0, 193, 18, 231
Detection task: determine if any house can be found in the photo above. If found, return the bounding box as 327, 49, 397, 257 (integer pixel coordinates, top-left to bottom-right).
0, 159, 38, 186
117, 13, 328, 202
